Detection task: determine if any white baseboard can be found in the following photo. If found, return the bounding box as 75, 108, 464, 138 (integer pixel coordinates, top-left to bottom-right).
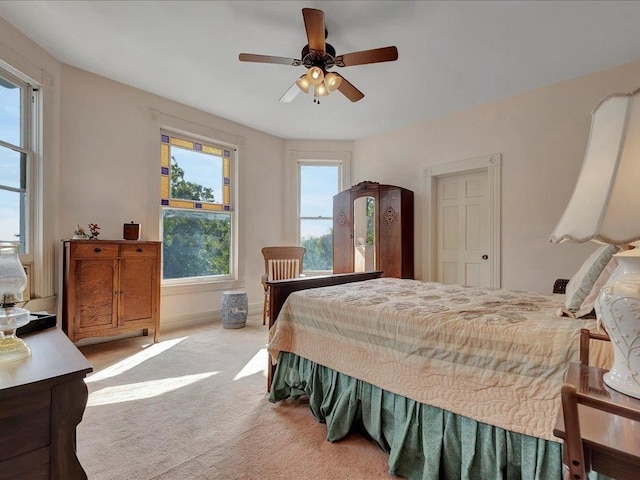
160, 302, 263, 332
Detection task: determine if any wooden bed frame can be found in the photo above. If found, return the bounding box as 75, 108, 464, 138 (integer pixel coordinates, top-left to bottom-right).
265, 270, 383, 390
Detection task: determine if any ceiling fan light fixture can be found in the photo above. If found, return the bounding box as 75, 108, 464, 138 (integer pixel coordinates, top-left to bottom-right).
312, 82, 329, 105
296, 75, 311, 94
240, 8, 395, 104
316, 82, 329, 96
324, 72, 342, 92
307, 66, 324, 86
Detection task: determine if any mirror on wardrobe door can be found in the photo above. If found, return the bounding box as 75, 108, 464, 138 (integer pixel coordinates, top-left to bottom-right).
353, 196, 376, 272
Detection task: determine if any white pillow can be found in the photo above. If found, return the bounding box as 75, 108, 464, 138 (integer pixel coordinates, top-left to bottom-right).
563, 256, 618, 319
565, 244, 618, 315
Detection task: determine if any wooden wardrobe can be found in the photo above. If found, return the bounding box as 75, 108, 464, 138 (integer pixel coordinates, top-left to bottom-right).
333, 181, 414, 278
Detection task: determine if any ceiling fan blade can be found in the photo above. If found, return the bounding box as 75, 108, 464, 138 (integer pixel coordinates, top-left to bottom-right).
335, 46, 398, 67
279, 82, 301, 103
336, 74, 364, 103
302, 8, 325, 54
239, 53, 301, 66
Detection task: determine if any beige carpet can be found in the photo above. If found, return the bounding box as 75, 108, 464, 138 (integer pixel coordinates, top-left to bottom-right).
77, 315, 393, 479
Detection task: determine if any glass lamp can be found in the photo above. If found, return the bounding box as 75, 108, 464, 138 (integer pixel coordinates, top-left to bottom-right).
315, 82, 328, 97
325, 72, 342, 92
0, 242, 31, 363
295, 75, 311, 94
550, 88, 640, 398
312, 82, 329, 105
306, 66, 324, 86
297, 68, 342, 103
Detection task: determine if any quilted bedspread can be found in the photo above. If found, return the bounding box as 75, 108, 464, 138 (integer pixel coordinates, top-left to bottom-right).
267, 278, 611, 441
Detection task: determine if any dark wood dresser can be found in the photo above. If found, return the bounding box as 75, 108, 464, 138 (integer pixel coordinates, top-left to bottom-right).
0, 328, 93, 479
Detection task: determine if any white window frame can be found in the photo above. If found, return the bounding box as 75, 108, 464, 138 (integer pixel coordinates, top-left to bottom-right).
285, 150, 351, 276
0, 41, 57, 311
0, 56, 56, 308
160, 130, 236, 285
149, 109, 245, 292
0, 67, 36, 257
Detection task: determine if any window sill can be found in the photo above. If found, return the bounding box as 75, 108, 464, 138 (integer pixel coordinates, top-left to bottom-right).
161, 279, 246, 296
302, 270, 333, 278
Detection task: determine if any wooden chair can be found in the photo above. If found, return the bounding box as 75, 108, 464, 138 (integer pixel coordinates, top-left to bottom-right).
560, 329, 614, 480
261, 246, 305, 325
578, 328, 610, 366
561, 379, 640, 480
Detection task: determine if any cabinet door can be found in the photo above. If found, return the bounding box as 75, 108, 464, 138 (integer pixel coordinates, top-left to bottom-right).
119, 245, 159, 327
378, 186, 414, 279
333, 189, 353, 273
74, 259, 118, 333
378, 186, 401, 278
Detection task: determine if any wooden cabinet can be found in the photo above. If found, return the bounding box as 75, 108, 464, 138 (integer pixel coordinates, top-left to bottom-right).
62, 240, 161, 343
0, 328, 93, 479
333, 181, 414, 278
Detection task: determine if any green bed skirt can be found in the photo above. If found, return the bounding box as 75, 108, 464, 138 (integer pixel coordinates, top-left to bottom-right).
269, 351, 563, 480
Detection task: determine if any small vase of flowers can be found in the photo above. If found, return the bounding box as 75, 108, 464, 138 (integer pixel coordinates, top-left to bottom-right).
88, 223, 101, 240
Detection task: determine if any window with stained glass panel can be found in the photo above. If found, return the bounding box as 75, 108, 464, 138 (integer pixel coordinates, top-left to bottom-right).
160, 132, 233, 280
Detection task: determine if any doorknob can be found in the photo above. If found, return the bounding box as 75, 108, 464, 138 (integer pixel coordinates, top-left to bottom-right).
482, 255, 488, 260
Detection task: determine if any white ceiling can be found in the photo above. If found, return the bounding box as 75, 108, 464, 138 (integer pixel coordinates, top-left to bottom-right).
2, 1, 640, 140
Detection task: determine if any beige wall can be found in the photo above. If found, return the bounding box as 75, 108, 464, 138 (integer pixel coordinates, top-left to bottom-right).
3, 13, 640, 327
354, 61, 640, 292
59, 66, 289, 327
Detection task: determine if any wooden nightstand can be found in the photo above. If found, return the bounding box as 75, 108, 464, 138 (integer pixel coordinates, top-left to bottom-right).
554, 362, 640, 479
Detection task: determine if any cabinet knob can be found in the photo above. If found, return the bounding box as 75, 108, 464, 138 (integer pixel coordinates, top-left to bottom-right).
136, 248, 143, 253
482, 254, 489, 260
94, 247, 102, 253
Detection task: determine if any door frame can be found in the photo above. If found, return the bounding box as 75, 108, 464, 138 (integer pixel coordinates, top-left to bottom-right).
423, 153, 501, 288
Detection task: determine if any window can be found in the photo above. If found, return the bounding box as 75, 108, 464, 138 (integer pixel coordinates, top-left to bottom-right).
0, 68, 36, 254
160, 132, 234, 281
298, 162, 341, 272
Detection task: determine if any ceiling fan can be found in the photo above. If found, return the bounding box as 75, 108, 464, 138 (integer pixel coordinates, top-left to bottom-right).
238, 8, 398, 104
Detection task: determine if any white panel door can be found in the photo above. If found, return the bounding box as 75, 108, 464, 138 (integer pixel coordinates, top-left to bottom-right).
436, 170, 489, 286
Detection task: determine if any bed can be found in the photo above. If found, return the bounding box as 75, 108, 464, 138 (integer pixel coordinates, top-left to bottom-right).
266, 272, 612, 480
